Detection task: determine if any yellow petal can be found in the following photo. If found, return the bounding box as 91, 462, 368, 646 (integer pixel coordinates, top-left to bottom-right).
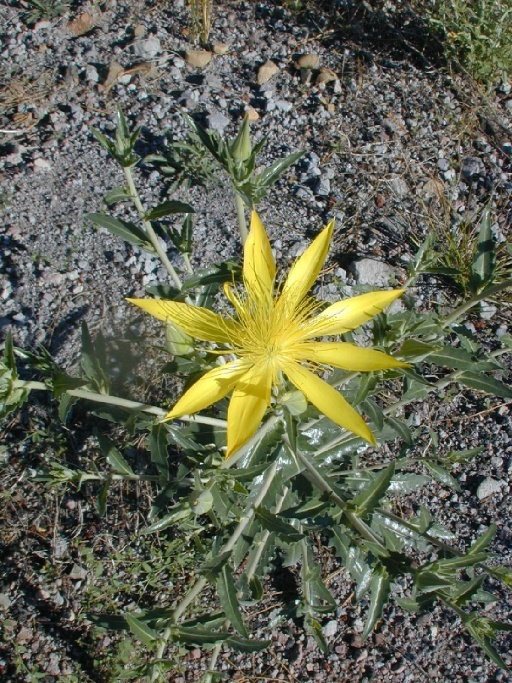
166, 359, 252, 419
226, 363, 273, 457
280, 219, 334, 310
282, 360, 376, 445
243, 212, 276, 302
296, 341, 410, 371
128, 298, 237, 343
302, 289, 404, 338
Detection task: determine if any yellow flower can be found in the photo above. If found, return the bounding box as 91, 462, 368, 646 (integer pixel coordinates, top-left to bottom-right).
128, 212, 407, 457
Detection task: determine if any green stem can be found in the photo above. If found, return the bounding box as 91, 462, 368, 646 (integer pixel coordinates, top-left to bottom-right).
183, 252, 194, 275
293, 447, 385, 548
442, 278, 512, 329
152, 460, 278, 675
234, 192, 248, 244
124, 166, 183, 290
14, 380, 227, 428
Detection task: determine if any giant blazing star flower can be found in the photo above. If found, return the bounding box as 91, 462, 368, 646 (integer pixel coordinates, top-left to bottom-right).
129, 212, 407, 456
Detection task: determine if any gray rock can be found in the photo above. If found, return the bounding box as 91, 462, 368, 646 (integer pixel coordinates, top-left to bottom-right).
132, 37, 162, 60
437, 158, 450, 172
323, 620, 338, 638
349, 258, 396, 287
314, 176, 330, 196
476, 477, 502, 500
387, 176, 409, 197
206, 111, 231, 133
461, 156, 485, 179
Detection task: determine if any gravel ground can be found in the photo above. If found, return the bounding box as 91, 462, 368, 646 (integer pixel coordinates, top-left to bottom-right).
1, 0, 512, 681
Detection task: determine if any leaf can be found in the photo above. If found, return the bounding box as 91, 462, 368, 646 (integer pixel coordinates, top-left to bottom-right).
304, 614, 329, 654
350, 462, 395, 518
125, 614, 159, 646
384, 416, 413, 445
360, 398, 384, 432
103, 186, 132, 206
216, 565, 248, 636
52, 372, 87, 398
86, 213, 154, 251
141, 505, 192, 534
181, 261, 241, 291
399, 339, 438, 361
95, 480, 109, 516
149, 424, 170, 479
98, 434, 134, 476
171, 626, 227, 647
200, 550, 232, 578
255, 506, 304, 542
469, 208, 496, 294
255, 151, 304, 191
429, 346, 500, 372
424, 461, 461, 492
80, 322, 109, 393
225, 635, 270, 652
457, 371, 512, 399
145, 200, 195, 220
486, 566, 512, 589
468, 523, 496, 555
361, 565, 391, 640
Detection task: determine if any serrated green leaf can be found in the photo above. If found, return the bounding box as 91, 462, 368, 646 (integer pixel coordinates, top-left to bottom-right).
255, 506, 304, 542
360, 398, 384, 431
87, 213, 154, 251
350, 462, 395, 518
469, 208, 496, 294
424, 461, 461, 491
125, 614, 159, 646
142, 505, 192, 534
225, 634, 271, 652
255, 151, 303, 191
217, 565, 248, 637
362, 565, 391, 640
103, 186, 132, 206
457, 371, 512, 399
149, 424, 170, 479
97, 434, 134, 476
95, 479, 109, 516
145, 200, 195, 220
468, 524, 496, 555
384, 416, 413, 445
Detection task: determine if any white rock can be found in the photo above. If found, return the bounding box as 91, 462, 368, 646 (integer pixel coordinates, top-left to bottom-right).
349, 258, 396, 287
476, 476, 502, 500
323, 620, 338, 638
33, 157, 52, 171
133, 37, 162, 60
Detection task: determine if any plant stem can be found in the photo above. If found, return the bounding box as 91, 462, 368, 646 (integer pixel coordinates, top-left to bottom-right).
293, 447, 385, 548
124, 166, 183, 290
442, 278, 512, 328
183, 252, 194, 275
14, 380, 227, 428
151, 460, 278, 677
234, 192, 248, 244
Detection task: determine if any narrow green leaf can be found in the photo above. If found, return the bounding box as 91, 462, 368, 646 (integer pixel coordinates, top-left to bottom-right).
255, 151, 304, 190
304, 614, 329, 654
86, 213, 154, 251
486, 566, 512, 588
350, 462, 395, 518
362, 566, 391, 640
80, 322, 109, 393
225, 635, 270, 652
217, 565, 248, 637
91, 128, 116, 156
200, 550, 232, 577
457, 371, 512, 399
97, 434, 134, 476
360, 398, 384, 431
255, 506, 304, 542
95, 480, 109, 516
469, 208, 496, 294
171, 626, 227, 646
149, 424, 170, 479
399, 339, 438, 361
468, 524, 496, 555
103, 186, 132, 206
125, 614, 159, 646
384, 416, 413, 444
142, 505, 192, 534
424, 461, 461, 492
145, 200, 195, 220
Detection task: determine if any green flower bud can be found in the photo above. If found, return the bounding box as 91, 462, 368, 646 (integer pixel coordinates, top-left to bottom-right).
231, 113, 252, 161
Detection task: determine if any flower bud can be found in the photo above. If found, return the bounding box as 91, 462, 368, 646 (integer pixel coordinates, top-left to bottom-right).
231, 113, 252, 161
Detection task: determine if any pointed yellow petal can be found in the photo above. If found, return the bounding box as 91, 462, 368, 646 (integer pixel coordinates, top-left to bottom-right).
302, 289, 405, 338
226, 364, 272, 457
296, 341, 410, 371
166, 359, 252, 419
243, 212, 276, 302
282, 360, 376, 444
127, 298, 238, 343
280, 219, 334, 310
